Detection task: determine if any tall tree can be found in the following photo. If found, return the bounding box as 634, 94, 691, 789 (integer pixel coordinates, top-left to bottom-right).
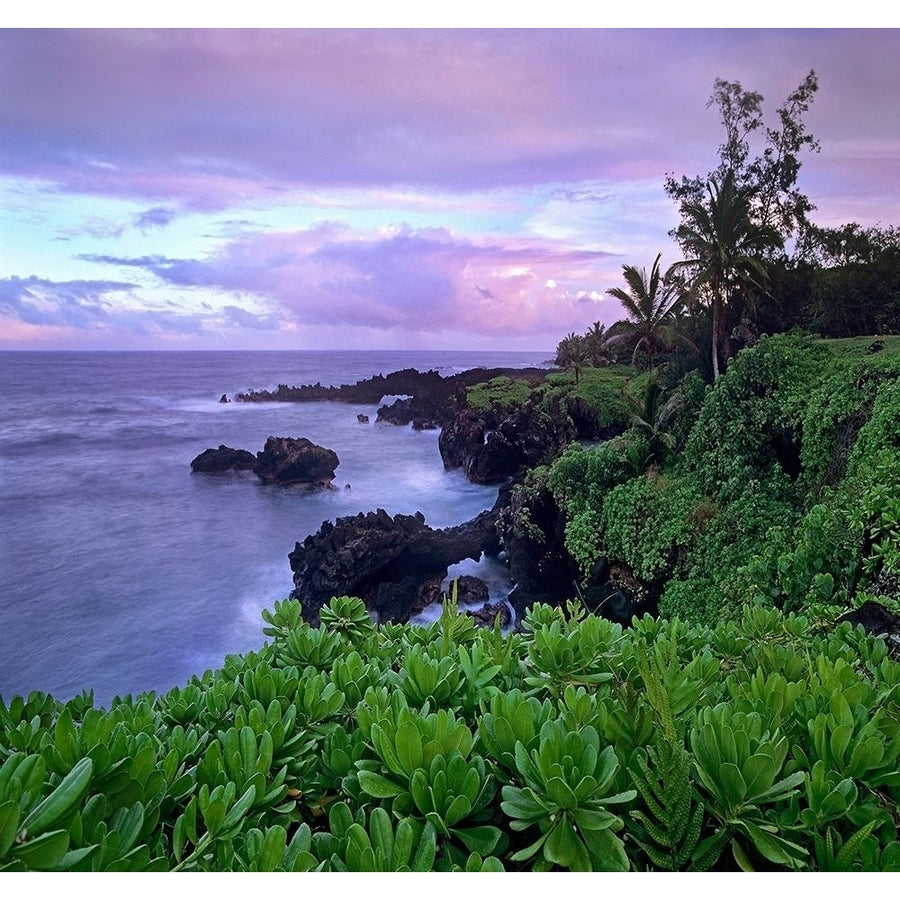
666, 71, 820, 255
674, 171, 783, 379
606, 253, 694, 370
555, 331, 590, 383
584, 321, 614, 366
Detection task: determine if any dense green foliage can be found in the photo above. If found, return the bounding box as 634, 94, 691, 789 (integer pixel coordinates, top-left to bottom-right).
466, 365, 633, 438
2, 595, 899, 872
466, 376, 533, 414
547, 332, 900, 626
3, 338, 898, 874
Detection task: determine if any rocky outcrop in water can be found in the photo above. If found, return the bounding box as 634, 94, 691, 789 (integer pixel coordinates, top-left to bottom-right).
375, 395, 444, 430
288, 507, 499, 624
254, 436, 339, 486
190, 445, 257, 473
467, 600, 512, 629
191, 436, 339, 487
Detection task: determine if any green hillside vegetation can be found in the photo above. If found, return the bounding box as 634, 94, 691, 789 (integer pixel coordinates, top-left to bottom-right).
549, 332, 900, 627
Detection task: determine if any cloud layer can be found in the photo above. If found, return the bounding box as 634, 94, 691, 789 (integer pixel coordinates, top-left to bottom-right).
2, 28, 898, 349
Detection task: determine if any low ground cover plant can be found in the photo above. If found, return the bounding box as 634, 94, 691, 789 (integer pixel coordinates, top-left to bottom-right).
2, 595, 898, 872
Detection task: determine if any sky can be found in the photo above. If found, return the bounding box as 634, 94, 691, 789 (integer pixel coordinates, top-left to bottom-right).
1, 24, 899, 351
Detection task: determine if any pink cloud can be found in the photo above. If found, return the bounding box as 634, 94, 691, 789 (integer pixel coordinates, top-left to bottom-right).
81, 223, 621, 339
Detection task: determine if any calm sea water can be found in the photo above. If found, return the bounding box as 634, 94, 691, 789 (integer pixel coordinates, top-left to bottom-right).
0, 350, 550, 705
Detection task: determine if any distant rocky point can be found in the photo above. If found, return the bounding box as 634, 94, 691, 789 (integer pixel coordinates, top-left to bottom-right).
229, 365, 548, 410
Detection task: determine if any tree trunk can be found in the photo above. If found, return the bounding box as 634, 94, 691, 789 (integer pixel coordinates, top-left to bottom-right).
711, 298, 720, 380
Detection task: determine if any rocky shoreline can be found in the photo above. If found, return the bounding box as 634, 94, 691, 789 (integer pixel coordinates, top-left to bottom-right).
208, 363, 649, 630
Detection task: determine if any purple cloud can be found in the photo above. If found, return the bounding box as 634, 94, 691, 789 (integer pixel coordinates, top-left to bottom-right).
0, 273, 282, 345
3, 29, 899, 350
79, 223, 619, 338
0, 275, 136, 327
134, 206, 178, 232
2, 29, 897, 215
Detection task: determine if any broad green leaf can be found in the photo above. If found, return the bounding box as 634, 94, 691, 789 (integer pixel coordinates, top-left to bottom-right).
499, 786, 545, 821
50, 845, 95, 871
357, 769, 406, 799
368, 806, 393, 859
222, 784, 256, 831
544, 816, 580, 868
742, 752, 777, 800
545, 775, 578, 810
571, 806, 621, 832
829, 723, 853, 766
740, 820, 807, 866
582, 825, 630, 872
8, 829, 69, 870
395, 720, 423, 775
21, 757, 93, 836
202, 797, 226, 837
718, 761, 747, 810
754, 769, 806, 804
110, 802, 144, 856
443, 794, 473, 827
0, 800, 21, 857
452, 824, 503, 856
392, 818, 415, 869
409, 821, 437, 872
53, 709, 79, 767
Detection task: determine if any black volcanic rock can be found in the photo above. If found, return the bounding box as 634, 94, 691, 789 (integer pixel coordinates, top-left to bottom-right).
190, 445, 257, 473
289, 507, 499, 624
439, 409, 487, 470
446, 399, 581, 485
453, 575, 490, 606
492, 475, 580, 619
376, 394, 445, 429
253, 436, 339, 486
492, 475, 657, 625
233, 365, 549, 408
837, 600, 900, 657
467, 600, 512, 629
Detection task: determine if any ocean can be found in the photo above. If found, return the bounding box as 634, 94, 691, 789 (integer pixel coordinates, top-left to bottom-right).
0, 349, 550, 705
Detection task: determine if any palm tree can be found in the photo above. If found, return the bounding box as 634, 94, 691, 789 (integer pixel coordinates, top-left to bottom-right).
584, 321, 614, 366
626, 374, 686, 468
606, 253, 693, 370
674, 170, 783, 379
555, 331, 590, 384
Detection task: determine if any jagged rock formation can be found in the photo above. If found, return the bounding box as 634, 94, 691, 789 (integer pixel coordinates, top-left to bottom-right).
492, 474, 657, 626
466, 600, 512, 629
439, 395, 617, 486
837, 600, 900, 658
288, 507, 499, 624
375, 395, 445, 430
253, 436, 339, 486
